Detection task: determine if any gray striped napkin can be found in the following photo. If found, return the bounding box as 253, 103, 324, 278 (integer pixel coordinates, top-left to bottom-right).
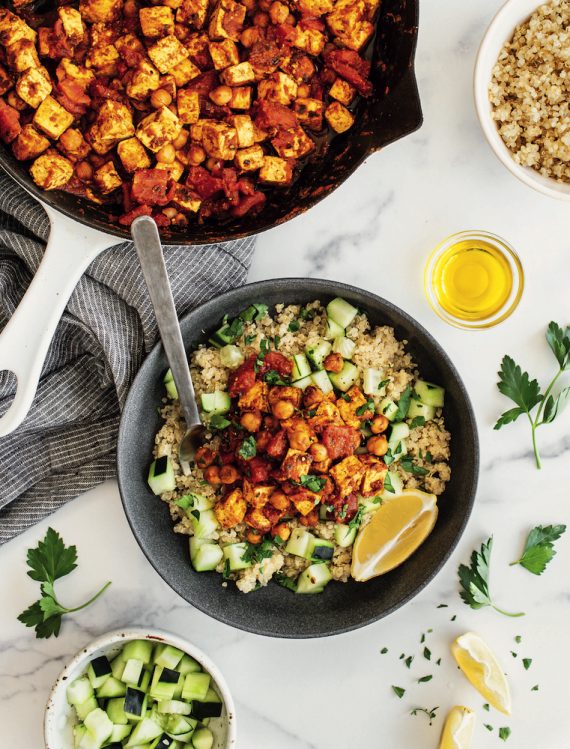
0, 173, 255, 543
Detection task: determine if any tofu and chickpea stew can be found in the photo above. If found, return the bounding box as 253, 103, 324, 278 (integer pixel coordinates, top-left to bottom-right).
148, 298, 451, 594
66, 639, 221, 749
0, 0, 377, 227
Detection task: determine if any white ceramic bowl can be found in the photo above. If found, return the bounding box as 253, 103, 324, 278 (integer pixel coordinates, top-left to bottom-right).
44, 628, 237, 749
474, 0, 570, 202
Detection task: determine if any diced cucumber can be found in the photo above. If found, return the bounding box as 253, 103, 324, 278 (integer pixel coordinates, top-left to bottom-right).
67, 676, 94, 707
332, 336, 356, 360
284, 528, 314, 559
108, 724, 132, 743
414, 380, 445, 408
178, 493, 214, 512
107, 698, 129, 726
155, 646, 184, 670
96, 676, 127, 699
78, 731, 101, 749
164, 369, 178, 400
334, 524, 357, 547
239, 303, 267, 322
157, 700, 192, 716
190, 508, 219, 539
150, 667, 180, 701
219, 344, 244, 369
139, 669, 151, 693
191, 688, 222, 719
190, 539, 223, 572
122, 658, 145, 687
151, 733, 178, 749
73, 723, 86, 749
389, 422, 410, 445
291, 374, 313, 390
87, 656, 112, 690
222, 542, 251, 571
200, 391, 231, 415
182, 672, 210, 701
123, 640, 154, 665
172, 673, 185, 701
324, 317, 344, 340
328, 361, 359, 392
388, 439, 407, 462
148, 456, 176, 495
381, 470, 404, 499
291, 353, 311, 381
126, 717, 163, 747
308, 537, 334, 561
192, 727, 214, 749
363, 367, 386, 396
296, 563, 332, 594
407, 399, 436, 422
358, 495, 383, 514
378, 397, 399, 421
311, 369, 334, 394
110, 655, 126, 681
124, 687, 148, 721
305, 339, 332, 370
165, 715, 198, 741
326, 297, 358, 329
177, 654, 201, 676
76, 696, 99, 721
84, 708, 113, 746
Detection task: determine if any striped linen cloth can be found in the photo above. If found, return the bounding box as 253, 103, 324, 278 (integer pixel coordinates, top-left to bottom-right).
0, 173, 255, 544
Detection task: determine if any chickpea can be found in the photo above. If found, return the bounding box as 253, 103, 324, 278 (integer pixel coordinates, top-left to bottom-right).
253, 11, 269, 26
367, 434, 389, 457
240, 410, 262, 432
196, 446, 216, 469
240, 27, 259, 48
150, 88, 172, 108
370, 414, 389, 434
75, 161, 93, 181
246, 530, 262, 544
324, 353, 343, 373
209, 85, 233, 106
309, 442, 328, 462
272, 399, 295, 420
269, 491, 290, 511
187, 145, 206, 166
269, 1, 289, 24
173, 130, 189, 149
156, 143, 176, 164
174, 213, 188, 227
220, 465, 240, 484
206, 157, 223, 172
203, 465, 222, 485
303, 385, 324, 408
241, 0, 255, 9
271, 522, 291, 542
162, 206, 178, 219
123, 0, 137, 16
300, 509, 319, 527
297, 83, 310, 98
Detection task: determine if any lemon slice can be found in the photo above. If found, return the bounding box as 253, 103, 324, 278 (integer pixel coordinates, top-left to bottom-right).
351, 490, 438, 581
438, 706, 476, 749
451, 632, 511, 715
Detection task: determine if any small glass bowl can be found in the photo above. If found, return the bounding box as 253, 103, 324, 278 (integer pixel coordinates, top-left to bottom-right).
424, 230, 524, 330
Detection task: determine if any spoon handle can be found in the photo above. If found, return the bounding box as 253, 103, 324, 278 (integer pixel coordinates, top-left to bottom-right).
131, 216, 201, 430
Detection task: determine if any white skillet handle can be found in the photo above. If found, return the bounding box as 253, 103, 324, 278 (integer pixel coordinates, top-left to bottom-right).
0, 206, 112, 437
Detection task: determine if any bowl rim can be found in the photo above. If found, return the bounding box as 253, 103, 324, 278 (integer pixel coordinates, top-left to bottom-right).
44, 627, 237, 749
117, 277, 479, 638
473, 0, 570, 202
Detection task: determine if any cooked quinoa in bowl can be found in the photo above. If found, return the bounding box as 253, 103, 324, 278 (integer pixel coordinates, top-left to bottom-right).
147, 297, 451, 595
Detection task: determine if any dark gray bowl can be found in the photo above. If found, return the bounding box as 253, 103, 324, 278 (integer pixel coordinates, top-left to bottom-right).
117, 279, 478, 638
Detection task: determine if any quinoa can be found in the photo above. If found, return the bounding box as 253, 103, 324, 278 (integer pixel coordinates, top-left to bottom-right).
152, 301, 451, 593
489, 0, 570, 183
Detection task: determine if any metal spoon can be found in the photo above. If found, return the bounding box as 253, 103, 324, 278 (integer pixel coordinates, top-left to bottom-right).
131, 216, 203, 468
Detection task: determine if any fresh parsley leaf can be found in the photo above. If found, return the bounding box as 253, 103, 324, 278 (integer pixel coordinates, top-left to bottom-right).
418, 675, 432, 683
299, 474, 326, 492
392, 686, 405, 699
209, 413, 231, 430
400, 458, 428, 476
393, 385, 412, 421
223, 559, 231, 580
241, 540, 274, 565
436, 603, 448, 608
523, 658, 532, 670
531, 684, 539, 691
511, 651, 517, 658
288, 320, 300, 332
495, 355, 543, 417
273, 335, 281, 350
356, 398, 375, 417
244, 334, 256, 345
458, 537, 524, 617
423, 647, 431, 661
273, 572, 297, 591
17, 528, 111, 640
510, 524, 566, 575
409, 415, 426, 429
545, 321, 570, 370
263, 370, 290, 386
380, 647, 388, 654
404, 655, 413, 669
383, 448, 394, 466
410, 706, 438, 725
299, 306, 316, 321
542, 386, 570, 424
190, 509, 200, 520
378, 378, 390, 391
348, 506, 365, 530
238, 435, 257, 460
499, 727, 511, 741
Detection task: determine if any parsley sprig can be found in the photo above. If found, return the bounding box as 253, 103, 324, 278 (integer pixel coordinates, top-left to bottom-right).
494, 322, 570, 469
510, 524, 566, 575
18, 528, 111, 639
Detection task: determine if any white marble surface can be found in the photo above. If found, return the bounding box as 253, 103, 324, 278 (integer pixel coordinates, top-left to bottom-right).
1, 0, 570, 746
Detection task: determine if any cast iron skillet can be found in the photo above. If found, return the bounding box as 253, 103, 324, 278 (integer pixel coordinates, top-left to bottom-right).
117, 279, 479, 638
0, 0, 422, 244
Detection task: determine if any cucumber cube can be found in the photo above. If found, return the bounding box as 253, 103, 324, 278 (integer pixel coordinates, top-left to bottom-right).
414, 380, 445, 408
164, 369, 178, 400
332, 336, 356, 360
324, 317, 344, 340
326, 297, 358, 328
181, 672, 210, 701
67, 676, 94, 707
178, 654, 202, 676
291, 374, 313, 390
328, 361, 359, 392
200, 390, 231, 414
222, 542, 251, 571
284, 528, 314, 559
378, 397, 399, 421
76, 696, 99, 721
96, 676, 127, 699
155, 645, 184, 670
291, 353, 311, 381
333, 523, 357, 547
311, 370, 334, 394
407, 399, 436, 422
305, 339, 332, 370
192, 727, 214, 749
106, 697, 129, 725
84, 708, 113, 745
126, 717, 163, 747
190, 540, 224, 572
190, 509, 219, 539
148, 456, 176, 495
109, 724, 132, 742
296, 563, 332, 594
110, 655, 126, 681
381, 470, 404, 499
87, 656, 111, 689
122, 639, 154, 665
363, 367, 386, 396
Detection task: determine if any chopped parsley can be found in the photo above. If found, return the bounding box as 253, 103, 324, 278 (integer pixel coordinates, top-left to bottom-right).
356, 398, 375, 417
423, 647, 431, 661
392, 686, 405, 699
241, 540, 274, 565
400, 458, 429, 476
531, 684, 539, 691
348, 506, 365, 530
523, 658, 532, 670
273, 335, 281, 350
263, 370, 290, 386
175, 495, 193, 510
238, 435, 257, 460
378, 378, 390, 391
484, 724, 493, 732
380, 647, 388, 654
409, 415, 426, 429
222, 559, 231, 580
383, 473, 395, 494
190, 509, 200, 521
299, 306, 316, 321
340, 393, 352, 402
436, 603, 448, 608
244, 334, 256, 345
209, 413, 231, 430
418, 675, 432, 683
299, 474, 326, 492
514, 635, 522, 644
393, 384, 412, 420
483, 703, 490, 712
410, 706, 438, 726
499, 727, 511, 741
288, 320, 300, 332
404, 655, 414, 669
273, 572, 297, 591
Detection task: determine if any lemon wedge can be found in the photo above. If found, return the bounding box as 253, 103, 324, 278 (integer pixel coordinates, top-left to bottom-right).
451, 632, 511, 715
438, 706, 476, 749
351, 490, 438, 581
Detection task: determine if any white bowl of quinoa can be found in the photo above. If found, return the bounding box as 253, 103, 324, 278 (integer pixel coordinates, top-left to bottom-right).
474, 0, 570, 201
118, 280, 478, 638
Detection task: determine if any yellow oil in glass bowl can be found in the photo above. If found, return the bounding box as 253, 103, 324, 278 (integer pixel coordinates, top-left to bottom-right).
424, 231, 524, 330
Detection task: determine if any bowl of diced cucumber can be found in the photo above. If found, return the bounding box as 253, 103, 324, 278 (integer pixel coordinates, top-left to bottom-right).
45, 629, 236, 749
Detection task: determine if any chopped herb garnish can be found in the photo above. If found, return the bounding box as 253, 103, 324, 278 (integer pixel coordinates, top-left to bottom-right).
400, 458, 429, 476
399, 653, 405, 660
437, 603, 448, 608
263, 370, 290, 386
511, 651, 518, 658
244, 334, 256, 345
298, 474, 326, 492
378, 378, 390, 391
191, 509, 200, 520
523, 658, 532, 670
420, 632, 426, 643
380, 647, 388, 654
288, 321, 300, 332
241, 540, 274, 565
484, 724, 493, 732
383, 448, 394, 466
531, 684, 539, 691
423, 647, 431, 661
273, 335, 281, 350
393, 384, 412, 420
404, 656, 414, 669
306, 408, 317, 418
356, 398, 375, 416
392, 686, 405, 699
510, 524, 566, 575
436, 658, 441, 666
410, 706, 438, 726
514, 635, 522, 643
223, 559, 231, 580
348, 506, 365, 530
418, 675, 432, 683
340, 393, 352, 402
273, 572, 297, 591
499, 727, 511, 741
299, 306, 316, 320
175, 495, 192, 510
483, 703, 490, 711
383, 473, 395, 494
450, 614, 456, 621
425, 451, 433, 463
409, 416, 426, 429
238, 435, 257, 460
209, 413, 232, 430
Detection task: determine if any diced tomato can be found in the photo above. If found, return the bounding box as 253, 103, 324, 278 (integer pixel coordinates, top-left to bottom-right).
118, 204, 153, 226
258, 352, 293, 377
222, 168, 240, 205
273, 24, 297, 47
56, 78, 91, 115
265, 429, 288, 460
324, 49, 373, 97
0, 100, 21, 144
186, 166, 224, 200
152, 212, 171, 228
232, 191, 266, 217
187, 70, 218, 97
228, 355, 257, 397
131, 169, 170, 206
247, 456, 273, 484
254, 100, 297, 132
89, 80, 126, 105
321, 424, 361, 460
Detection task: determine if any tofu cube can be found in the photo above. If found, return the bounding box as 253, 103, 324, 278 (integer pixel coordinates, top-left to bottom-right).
293, 28, 326, 55
56, 60, 95, 88
6, 39, 40, 74
170, 57, 201, 87
30, 150, 73, 190
232, 114, 254, 147
190, 120, 207, 142
89, 100, 135, 154
94, 161, 122, 193
155, 159, 184, 182
257, 72, 298, 106
293, 98, 324, 130
326, 0, 374, 51
139, 6, 175, 37
271, 125, 314, 159
329, 78, 356, 105
177, 0, 209, 29
172, 184, 201, 212
0, 65, 12, 96
208, 0, 247, 41
208, 39, 239, 70
298, 0, 334, 13
229, 87, 252, 110
58, 7, 85, 44
117, 137, 151, 173
114, 34, 146, 67
79, 0, 123, 23
136, 105, 182, 151
86, 43, 119, 75
259, 155, 292, 184
147, 35, 189, 74
58, 128, 91, 161
177, 89, 200, 124
126, 59, 161, 101
16, 67, 52, 109
5, 90, 27, 112
0, 10, 36, 47
201, 121, 237, 160
235, 145, 264, 171
12, 124, 50, 161
220, 61, 255, 86
325, 101, 355, 133
33, 96, 75, 140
